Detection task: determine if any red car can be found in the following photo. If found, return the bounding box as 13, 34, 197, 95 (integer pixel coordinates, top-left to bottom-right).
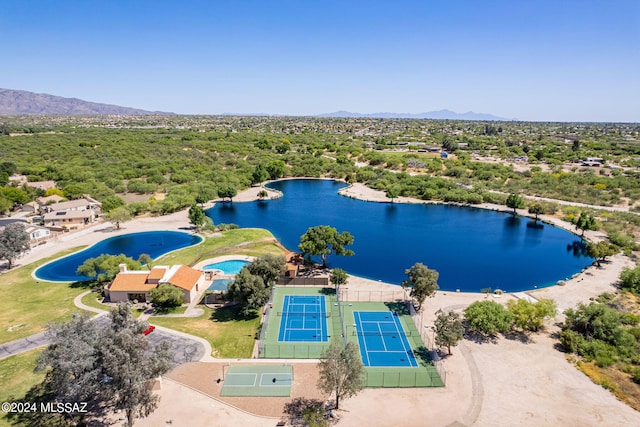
143, 325, 156, 335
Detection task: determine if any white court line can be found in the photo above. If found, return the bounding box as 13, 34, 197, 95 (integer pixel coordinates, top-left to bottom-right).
392, 315, 417, 367
354, 312, 371, 366
223, 373, 258, 387
259, 373, 293, 387
377, 322, 389, 352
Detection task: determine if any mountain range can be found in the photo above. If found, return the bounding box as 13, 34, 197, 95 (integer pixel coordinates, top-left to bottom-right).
0, 88, 512, 120
0, 88, 172, 115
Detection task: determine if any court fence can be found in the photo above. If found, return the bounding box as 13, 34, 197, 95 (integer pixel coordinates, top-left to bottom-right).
339, 288, 407, 303
278, 277, 329, 286
365, 369, 445, 388
258, 343, 331, 359
256, 285, 278, 356
406, 300, 448, 387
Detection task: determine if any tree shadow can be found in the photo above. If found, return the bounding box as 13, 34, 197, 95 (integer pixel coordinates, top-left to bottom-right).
383, 301, 410, 315
69, 279, 101, 290
413, 345, 438, 365
526, 220, 544, 230
503, 330, 534, 344
319, 288, 336, 296
566, 240, 588, 257
463, 330, 499, 344
210, 304, 259, 322
548, 329, 568, 353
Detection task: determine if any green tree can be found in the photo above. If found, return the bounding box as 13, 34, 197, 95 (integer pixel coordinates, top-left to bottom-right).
506, 193, 525, 215
464, 300, 513, 337
246, 254, 286, 286
36, 305, 173, 427
620, 267, 640, 294
138, 253, 152, 270
401, 263, 439, 312
76, 254, 143, 282
226, 268, 269, 315
0, 222, 30, 268
0, 195, 12, 215
101, 304, 173, 427
104, 206, 132, 230
149, 284, 183, 308
572, 139, 581, 152
101, 195, 126, 212
257, 189, 269, 200
442, 137, 458, 152
386, 186, 400, 203
266, 160, 286, 180
330, 268, 348, 291
218, 185, 237, 202
528, 203, 544, 222
252, 164, 270, 184
188, 204, 207, 230
36, 313, 105, 424
506, 298, 557, 333
586, 241, 619, 267
574, 212, 597, 236
298, 225, 355, 268
434, 309, 464, 355
317, 340, 365, 410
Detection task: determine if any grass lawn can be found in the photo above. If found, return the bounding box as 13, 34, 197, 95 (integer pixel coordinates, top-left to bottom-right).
0, 247, 95, 345
157, 228, 284, 266
80, 289, 109, 312
0, 349, 46, 427
150, 305, 260, 358
0, 228, 285, 346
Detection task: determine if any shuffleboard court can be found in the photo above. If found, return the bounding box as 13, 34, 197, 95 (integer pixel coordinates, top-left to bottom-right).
278, 295, 328, 342
220, 365, 293, 397
354, 311, 418, 367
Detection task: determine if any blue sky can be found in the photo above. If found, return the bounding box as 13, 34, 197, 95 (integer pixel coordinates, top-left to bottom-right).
1, 0, 638, 122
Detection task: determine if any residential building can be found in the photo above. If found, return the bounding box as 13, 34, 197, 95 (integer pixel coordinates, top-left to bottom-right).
106, 264, 205, 304
41, 197, 101, 230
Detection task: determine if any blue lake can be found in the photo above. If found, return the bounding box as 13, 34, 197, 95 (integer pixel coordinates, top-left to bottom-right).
207, 179, 592, 292
35, 231, 202, 282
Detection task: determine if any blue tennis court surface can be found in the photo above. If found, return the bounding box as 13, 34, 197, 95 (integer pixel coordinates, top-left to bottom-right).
278, 295, 329, 342
354, 311, 418, 367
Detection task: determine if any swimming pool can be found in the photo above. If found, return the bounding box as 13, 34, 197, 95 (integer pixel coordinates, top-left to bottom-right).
202, 260, 249, 275
35, 231, 202, 282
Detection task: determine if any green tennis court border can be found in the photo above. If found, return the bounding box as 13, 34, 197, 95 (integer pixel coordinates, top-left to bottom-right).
259, 287, 343, 358
220, 365, 293, 397
342, 301, 444, 387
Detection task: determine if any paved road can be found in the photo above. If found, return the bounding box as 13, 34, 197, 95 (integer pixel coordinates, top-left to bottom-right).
0, 331, 50, 359
0, 314, 205, 366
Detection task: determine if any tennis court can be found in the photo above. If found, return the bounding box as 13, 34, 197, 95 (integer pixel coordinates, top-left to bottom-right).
220, 365, 293, 397
278, 295, 329, 342
354, 311, 418, 367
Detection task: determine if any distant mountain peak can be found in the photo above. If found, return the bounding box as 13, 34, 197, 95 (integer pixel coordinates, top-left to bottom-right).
0, 88, 173, 115
317, 109, 515, 121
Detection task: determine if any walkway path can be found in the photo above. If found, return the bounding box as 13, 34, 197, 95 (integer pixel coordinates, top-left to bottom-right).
1, 290, 212, 365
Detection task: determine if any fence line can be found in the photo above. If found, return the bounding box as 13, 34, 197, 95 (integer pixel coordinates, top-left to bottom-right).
335, 286, 348, 344
339, 288, 407, 303
258, 343, 331, 359
278, 277, 329, 286
257, 285, 277, 352
364, 370, 444, 388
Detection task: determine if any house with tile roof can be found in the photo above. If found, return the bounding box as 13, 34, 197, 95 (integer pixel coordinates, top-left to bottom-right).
106, 264, 205, 304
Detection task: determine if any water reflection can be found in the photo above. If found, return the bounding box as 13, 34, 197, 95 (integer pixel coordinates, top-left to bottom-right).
566, 240, 588, 257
